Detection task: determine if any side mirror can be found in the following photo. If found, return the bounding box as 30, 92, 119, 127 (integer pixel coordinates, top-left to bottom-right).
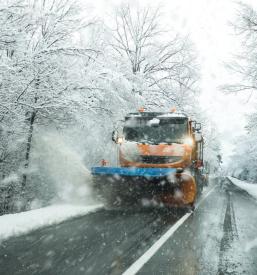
112, 130, 124, 144
112, 130, 118, 142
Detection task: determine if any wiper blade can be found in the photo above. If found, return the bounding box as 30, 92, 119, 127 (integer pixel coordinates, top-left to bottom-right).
135, 140, 183, 145
161, 141, 183, 144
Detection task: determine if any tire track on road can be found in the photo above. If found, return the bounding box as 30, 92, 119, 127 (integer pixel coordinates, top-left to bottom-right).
217, 185, 239, 275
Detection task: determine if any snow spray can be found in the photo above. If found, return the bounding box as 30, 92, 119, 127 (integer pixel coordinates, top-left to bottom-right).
35, 132, 96, 205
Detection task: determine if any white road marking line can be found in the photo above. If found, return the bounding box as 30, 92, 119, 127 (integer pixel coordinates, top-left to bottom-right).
122, 186, 216, 275
196, 186, 216, 209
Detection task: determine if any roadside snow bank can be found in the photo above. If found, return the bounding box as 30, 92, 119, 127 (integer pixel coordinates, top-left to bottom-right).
0, 203, 102, 241
228, 176, 257, 200
228, 177, 257, 252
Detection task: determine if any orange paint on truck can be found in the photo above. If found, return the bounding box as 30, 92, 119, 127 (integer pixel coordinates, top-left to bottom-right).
119, 143, 193, 168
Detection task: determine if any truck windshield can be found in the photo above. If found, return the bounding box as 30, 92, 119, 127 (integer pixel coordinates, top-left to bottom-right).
123, 117, 188, 144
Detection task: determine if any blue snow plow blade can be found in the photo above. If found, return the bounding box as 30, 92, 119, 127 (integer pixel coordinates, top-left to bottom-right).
91, 167, 176, 178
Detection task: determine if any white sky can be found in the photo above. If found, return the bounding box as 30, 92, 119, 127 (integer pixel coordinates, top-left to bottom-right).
90, 0, 257, 164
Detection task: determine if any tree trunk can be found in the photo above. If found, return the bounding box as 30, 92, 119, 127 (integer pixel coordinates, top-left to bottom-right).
21, 110, 36, 190
21, 77, 39, 193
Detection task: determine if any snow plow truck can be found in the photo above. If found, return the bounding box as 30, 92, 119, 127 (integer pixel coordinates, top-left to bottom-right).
91, 110, 205, 210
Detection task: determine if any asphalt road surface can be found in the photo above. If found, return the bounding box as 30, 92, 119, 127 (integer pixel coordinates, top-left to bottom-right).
1, 178, 257, 275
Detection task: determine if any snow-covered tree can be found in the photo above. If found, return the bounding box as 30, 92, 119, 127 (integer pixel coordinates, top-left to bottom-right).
0, 0, 98, 210
229, 113, 257, 181
222, 3, 257, 94
222, 2, 257, 181
104, 4, 199, 110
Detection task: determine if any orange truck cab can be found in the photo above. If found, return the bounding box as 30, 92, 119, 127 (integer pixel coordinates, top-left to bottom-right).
92, 111, 205, 209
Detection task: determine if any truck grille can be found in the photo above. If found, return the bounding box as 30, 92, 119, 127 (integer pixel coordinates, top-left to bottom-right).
140, 156, 181, 164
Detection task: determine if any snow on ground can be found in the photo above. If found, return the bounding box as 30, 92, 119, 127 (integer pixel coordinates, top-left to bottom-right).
228, 177, 257, 252
0, 204, 103, 241
228, 176, 257, 200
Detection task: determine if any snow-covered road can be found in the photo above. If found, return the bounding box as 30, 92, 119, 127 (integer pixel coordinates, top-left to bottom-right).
1, 178, 257, 275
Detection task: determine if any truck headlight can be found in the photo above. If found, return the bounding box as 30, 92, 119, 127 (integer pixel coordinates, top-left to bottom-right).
183, 137, 194, 146
117, 137, 124, 144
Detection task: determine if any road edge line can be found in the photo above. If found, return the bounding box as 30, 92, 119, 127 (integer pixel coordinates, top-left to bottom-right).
122, 186, 216, 275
